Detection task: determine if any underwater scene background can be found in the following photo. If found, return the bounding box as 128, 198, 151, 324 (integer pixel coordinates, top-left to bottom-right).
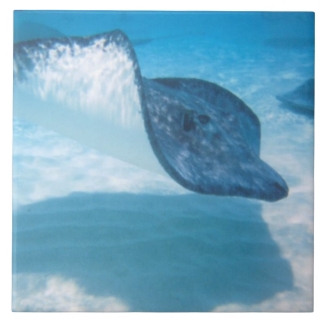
12, 11, 314, 312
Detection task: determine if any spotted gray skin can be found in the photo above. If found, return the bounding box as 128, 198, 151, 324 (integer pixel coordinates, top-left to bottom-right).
142, 78, 288, 202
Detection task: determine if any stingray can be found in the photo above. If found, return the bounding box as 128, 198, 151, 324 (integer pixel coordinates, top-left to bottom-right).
276, 79, 314, 117
13, 29, 288, 202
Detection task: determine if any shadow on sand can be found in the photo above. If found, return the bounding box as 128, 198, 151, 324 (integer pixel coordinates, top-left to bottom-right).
13, 192, 293, 311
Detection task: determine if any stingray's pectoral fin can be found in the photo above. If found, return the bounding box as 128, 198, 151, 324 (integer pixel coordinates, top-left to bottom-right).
142, 78, 289, 202
276, 78, 314, 117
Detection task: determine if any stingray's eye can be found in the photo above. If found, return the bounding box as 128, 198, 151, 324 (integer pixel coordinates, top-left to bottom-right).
182, 110, 196, 132
198, 114, 210, 124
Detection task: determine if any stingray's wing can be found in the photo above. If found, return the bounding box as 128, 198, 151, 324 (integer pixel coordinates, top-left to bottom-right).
13, 30, 167, 175
276, 78, 314, 117
142, 78, 288, 202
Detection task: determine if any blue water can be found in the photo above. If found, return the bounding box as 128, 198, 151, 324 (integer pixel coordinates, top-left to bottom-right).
12, 11, 314, 312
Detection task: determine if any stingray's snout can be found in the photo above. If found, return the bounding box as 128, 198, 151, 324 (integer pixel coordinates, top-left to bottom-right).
270, 179, 289, 201
262, 173, 289, 202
